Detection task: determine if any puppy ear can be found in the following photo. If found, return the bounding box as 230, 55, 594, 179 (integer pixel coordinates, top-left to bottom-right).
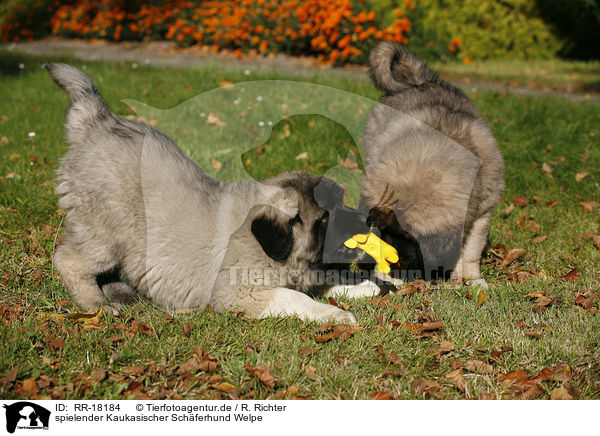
251, 215, 294, 262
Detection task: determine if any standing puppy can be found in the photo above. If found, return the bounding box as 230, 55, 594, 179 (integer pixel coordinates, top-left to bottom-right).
362, 42, 504, 286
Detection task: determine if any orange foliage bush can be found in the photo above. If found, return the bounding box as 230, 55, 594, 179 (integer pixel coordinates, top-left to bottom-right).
1, 0, 411, 64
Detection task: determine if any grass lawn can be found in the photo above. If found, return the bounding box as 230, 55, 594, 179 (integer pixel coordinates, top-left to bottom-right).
433, 58, 600, 95
1, 49, 599, 400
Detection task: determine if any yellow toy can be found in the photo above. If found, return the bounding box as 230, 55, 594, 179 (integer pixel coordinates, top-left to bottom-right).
344, 232, 399, 274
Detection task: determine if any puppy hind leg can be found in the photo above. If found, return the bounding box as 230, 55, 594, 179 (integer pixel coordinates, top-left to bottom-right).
53, 244, 120, 314
453, 212, 492, 288
225, 287, 357, 324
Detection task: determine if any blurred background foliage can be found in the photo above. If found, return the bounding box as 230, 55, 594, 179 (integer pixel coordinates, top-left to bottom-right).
0, 0, 598, 62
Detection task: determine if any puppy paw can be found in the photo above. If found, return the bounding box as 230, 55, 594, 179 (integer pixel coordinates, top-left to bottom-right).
101, 303, 121, 316
323, 306, 357, 325
468, 278, 489, 290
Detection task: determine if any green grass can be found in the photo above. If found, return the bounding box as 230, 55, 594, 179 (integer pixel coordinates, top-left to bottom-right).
433, 58, 600, 94
1, 49, 599, 400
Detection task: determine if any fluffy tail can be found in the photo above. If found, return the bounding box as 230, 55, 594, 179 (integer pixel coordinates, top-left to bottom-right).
45, 63, 109, 113
368, 42, 438, 94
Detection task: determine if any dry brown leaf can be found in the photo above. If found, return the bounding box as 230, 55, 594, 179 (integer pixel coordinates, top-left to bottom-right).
192, 346, 219, 372
444, 368, 466, 392
575, 171, 589, 182
206, 113, 226, 127
593, 235, 600, 250
304, 365, 318, 380
513, 195, 529, 207
313, 324, 363, 343
210, 158, 222, 172
542, 162, 553, 174
398, 284, 416, 296
298, 347, 319, 356
213, 381, 237, 393
561, 268, 580, 281
122, 366, 145, 375
218, 78, 235, 89
413, 379, 443, 398
500, 248, 527, 268
21, 378, 39, 396
502, 203, 515, 216
550, 387, 573, 400
90, 369, 106, 382
371, 391, 394, 400
533, 235, 548, 243
182, 322, 194, 336
464, 359, 493, 374
580, 200, 600, 213
526, 331, 543, 339
295, 151, 309, 160
244, 364, 277, 389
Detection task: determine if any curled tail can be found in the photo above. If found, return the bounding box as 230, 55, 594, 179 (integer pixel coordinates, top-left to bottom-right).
45, 63, 112, 142
45, 63, 110, 116
368, 42, 438, 94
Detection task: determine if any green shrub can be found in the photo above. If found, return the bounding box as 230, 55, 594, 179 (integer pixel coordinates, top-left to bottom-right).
417, 0, 564, 60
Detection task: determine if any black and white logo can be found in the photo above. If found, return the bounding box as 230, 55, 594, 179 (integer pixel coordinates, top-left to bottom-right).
3, 402, 50, 434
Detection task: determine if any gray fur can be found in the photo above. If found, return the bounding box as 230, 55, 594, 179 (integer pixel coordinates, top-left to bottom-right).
363, 42, 505, 283
47, 63, 355, 324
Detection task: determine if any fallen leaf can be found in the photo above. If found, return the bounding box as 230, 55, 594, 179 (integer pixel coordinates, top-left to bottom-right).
122, 366, 145, 375
192, 346, 219, 372
533, 235, 548, 243
206, 113, 226, 127
580, 200, 600, 213
313, 324, 363, 342
90, 369, 106, 382
542, 162, 553, 175
444, 368, 466, 392
21, 378, 39, 396
244, 364, 277, 389
575, 171, 589, 182
593, 235, 600, 250
398, 284, 416, 296
502, 203, 515, 216
546, 200, 558, 208
521, 384, 543, 399
371, 391, 394, 400
339, 157, 359, 172
218, 78, 235, 89
210, 158, 222, 172
328, 297, 338, 307
500, 248, 527, 268
526, 331, 543, 339
513, 195, 529, 207
427, 340, 455, 359
0, 366, 18, 385
475, 288, 489, 308
182, 322, 194, 336
298, 347, 319, 356
561, 268, 580, 281
550, 387, 573, 400
304, 365, 318, 380
295, 151, 309, 160
413, 379, 442, 398
464, 359, 493, 374
213, 382, 237, 393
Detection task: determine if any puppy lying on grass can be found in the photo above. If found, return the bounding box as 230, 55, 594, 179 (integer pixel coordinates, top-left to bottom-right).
47, 63, 366, 324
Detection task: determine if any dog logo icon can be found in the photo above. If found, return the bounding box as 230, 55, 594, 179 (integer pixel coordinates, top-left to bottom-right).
2, 402, 50, 433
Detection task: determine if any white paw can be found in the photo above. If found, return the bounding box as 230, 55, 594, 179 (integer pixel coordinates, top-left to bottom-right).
468, 278, 489, 290
324, 306, 357, 325
324, 281, 381, 299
